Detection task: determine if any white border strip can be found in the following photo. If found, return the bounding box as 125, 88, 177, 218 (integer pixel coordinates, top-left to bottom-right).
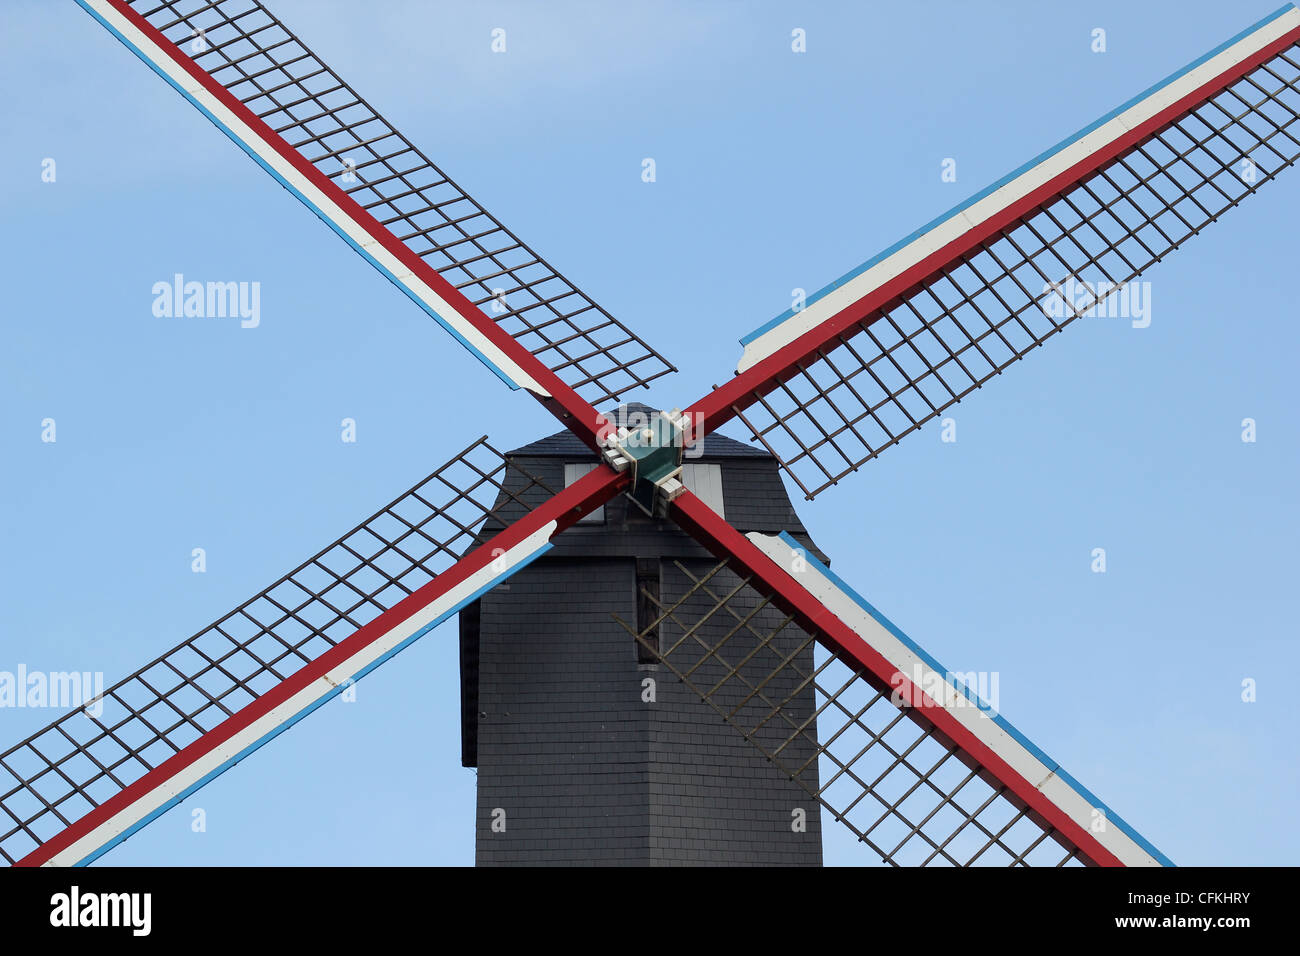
747, 532, 1165, 866
81, 0, 548, 397
42, 523, 555, 866
738, 7, 1300, 373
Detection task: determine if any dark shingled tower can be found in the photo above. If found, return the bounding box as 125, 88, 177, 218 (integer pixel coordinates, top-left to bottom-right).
459, 405, 825, 865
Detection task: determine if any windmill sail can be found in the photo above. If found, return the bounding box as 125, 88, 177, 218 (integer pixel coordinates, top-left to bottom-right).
76, 0, 675, 414
666, 491, 1170, 865
1, 441, 623, 866
689, 5, 1300, 499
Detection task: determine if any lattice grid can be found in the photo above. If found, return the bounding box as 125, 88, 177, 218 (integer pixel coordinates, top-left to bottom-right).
736, 42, 1300, 498
617, 559, 1089, 866
125, 0, 675, 405
0, 438, 554, 864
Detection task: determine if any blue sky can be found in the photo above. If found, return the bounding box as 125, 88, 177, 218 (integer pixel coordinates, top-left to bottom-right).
2, 0, 1296, 866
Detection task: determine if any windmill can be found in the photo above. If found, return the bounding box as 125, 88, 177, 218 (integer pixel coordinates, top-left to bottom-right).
4, 0, 1297, 866
463, 402, 830, 864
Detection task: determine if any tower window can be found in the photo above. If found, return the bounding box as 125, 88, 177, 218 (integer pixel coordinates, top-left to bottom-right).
563, 462, 605, 524
681, 462, 725, 517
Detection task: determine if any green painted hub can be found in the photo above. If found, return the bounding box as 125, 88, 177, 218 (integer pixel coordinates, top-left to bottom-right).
620, 414, 684, 516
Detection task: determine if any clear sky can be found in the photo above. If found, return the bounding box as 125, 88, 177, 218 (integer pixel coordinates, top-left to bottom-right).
2, 0, 1296, 866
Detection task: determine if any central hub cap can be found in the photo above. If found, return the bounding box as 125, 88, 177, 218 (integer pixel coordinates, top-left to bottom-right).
599, 408, 689, 517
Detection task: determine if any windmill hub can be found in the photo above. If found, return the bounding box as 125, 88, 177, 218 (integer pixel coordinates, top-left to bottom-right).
600, 407, 689, 517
